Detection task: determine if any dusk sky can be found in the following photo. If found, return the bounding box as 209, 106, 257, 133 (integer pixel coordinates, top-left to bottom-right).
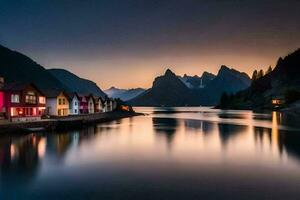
1, 0, 299, 89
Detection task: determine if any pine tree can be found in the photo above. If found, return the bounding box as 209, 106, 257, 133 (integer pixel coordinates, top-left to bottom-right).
257, 69, 264, 79
266, 66, 272, 74
251, 70, 258, 81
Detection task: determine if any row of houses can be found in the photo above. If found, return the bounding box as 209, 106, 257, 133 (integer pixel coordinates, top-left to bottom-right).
0, 77, 117, 122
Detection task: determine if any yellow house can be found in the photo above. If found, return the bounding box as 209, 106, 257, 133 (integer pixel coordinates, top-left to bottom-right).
45, 91, 69, 116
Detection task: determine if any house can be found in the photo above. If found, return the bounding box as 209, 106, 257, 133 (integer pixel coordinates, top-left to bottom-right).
94, 96, 104, 113
78, 94, 88, 114
1, 82, 46, 121
87, 95, 95, 114
272, 96, 285, 108
104, 98, 114, 112
69, 92, 80, 115
45, 91, 69, 116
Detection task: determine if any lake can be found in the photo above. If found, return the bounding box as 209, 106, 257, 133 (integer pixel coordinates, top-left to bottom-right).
1, 107, 300, 200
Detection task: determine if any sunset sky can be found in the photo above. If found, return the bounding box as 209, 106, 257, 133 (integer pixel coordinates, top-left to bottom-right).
1, 0, 299, 89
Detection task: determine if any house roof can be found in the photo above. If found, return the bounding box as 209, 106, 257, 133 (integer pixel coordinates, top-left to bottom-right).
2, 82, 45, 96
44, 90, 69, 98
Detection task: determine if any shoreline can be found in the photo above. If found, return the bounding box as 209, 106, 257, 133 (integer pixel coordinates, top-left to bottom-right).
0, 111, 143, 134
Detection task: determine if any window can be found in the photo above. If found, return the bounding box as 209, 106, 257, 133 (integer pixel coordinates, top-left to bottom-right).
11, 94, 20, 103
25, 91, 36, 104
39, 96, 46, 104
74, 109, 77, 114
25, 95, 36, 104
74, 101, 77, 106
58, 98, 62, 105
62, 98, 66, 105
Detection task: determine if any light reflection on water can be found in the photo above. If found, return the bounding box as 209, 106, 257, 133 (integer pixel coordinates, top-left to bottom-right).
0, 107, 300, 200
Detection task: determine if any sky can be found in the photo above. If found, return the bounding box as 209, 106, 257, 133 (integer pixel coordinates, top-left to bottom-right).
0, 0, 300, 89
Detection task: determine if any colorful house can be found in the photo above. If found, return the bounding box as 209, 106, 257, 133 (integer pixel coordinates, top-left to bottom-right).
78, 94, 88, 114
1, 82, 46, 121
95, 97, 104, 113
87, 95, 95, 114
69, 92, 80, 115
104, 98, 114, 112
272, 96, 285, 108
45, 91, 69, 116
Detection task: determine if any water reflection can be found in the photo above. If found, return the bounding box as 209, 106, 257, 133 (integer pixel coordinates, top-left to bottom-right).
184, 119, 214, 135
0, 134, 42, 186
0, 108, 300, 199
152, 117, 178, 148
218, 124, 248, 146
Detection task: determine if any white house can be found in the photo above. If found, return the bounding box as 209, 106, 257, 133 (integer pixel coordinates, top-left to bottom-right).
96, 97, 104, 113
104, 98, 113, 112
87, 95, 95, 114
45, 91, 69, 116
69, 93, 80, 115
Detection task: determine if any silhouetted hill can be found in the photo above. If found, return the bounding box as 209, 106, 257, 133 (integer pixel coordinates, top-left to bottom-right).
48, 69, 106, 97
218, 48, 300, 109
0, 44, 63, 91
129, 67, 251, 106
201, 66, 251, 104
129, 69, 190, 106
105, 87, 145, 101
179, 72, 216, 89
0, 44, 106, 97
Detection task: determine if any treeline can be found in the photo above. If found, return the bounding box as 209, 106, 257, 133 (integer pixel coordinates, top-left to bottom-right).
251, 66, 272, 81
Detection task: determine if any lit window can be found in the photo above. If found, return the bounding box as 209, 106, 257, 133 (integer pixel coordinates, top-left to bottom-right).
39, 96, 46, 104
11, 94, 20, 103
25, 95, 37, 104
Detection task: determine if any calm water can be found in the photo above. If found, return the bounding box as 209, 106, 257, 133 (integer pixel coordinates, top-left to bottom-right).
1, 107, 300, 200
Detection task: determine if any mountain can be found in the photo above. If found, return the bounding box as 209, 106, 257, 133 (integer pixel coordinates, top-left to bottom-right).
128, 69, 190, 106
48, 68, 106, 97
218, 48, 300, 109
201, 66, 251, 104
179, 72, 215, 89
0, 44, 63, 91
105, 87, 145, 101
0, 44, 106, 97
129, 67, 251, 106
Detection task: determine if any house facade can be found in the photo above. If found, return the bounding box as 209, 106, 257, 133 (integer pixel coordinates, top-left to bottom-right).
69, 93, 80, 115
104, 98, 114, 112
45, 91, 69, 116
95, 97, 104, 113
1, 83, 46, 121
78, 95, 88, 114
87, 95, 95, 114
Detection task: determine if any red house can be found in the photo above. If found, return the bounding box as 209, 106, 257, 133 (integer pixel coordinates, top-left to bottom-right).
1, 82, 46, 121
78, 94, 89, 114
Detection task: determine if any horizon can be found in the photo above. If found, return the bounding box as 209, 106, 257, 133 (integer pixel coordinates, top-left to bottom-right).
1, 0, 299, 89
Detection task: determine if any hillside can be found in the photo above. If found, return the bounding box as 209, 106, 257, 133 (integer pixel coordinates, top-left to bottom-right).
129, 69, 190, 106
0, 44, 63, 91
218, 48, 300, 109
48, 69, 106, 97
105, 87, 145, 101
179, 72, 216, 89
129, 67, 251, 106
0, 44, 106, 97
